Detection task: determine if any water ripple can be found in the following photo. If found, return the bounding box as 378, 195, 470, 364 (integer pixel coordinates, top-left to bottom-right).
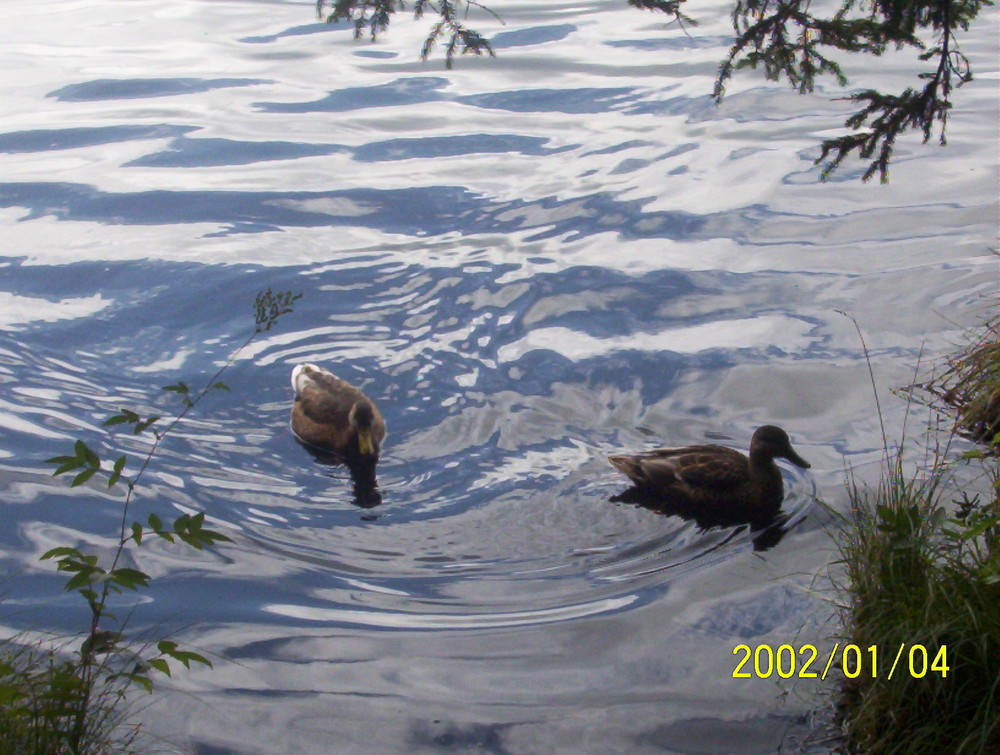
48, 77, 271, 102
0, 0, 994, 749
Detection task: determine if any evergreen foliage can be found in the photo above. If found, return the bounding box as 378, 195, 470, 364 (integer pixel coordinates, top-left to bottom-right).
316, 0, 991, 181
317, 0, 499, 67
714, 0, 986, 181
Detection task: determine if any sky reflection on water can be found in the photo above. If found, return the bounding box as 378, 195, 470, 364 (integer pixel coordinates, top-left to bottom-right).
0, 0, 996, 752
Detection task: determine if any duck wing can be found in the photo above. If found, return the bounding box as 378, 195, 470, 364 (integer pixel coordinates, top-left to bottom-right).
666, 445, 749, 491
610, 444, 749, 492
295, 371, 364, 426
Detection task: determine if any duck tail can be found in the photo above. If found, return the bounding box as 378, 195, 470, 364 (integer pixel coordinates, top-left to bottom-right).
608, 455, 643, 482
291, 363, 319, 394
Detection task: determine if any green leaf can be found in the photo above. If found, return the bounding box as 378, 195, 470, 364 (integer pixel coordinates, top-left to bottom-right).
65, 568, 104, 592
109, 567, 151, 590
41, 546, 83, 561
178, 535, 204, 550
75, 440, 100, 469
53, 460, 83, 476
212, 381, 230, 392
70, 468, 98, 487
105, 409, 142, 426
175, 649, 213, 669
131, 522, 143, 545
46, 454, 79, 465
148, 513, 163, 531
163, 382, 190, 395
157, 641, 213, 670
108, 455, 127, 487
134, 416, 161, 434
146, 658, 171, 677
204, 530, 234, 545
961, 515, 1000, 540
48, 455, 84, 476
129, 672, 154, 693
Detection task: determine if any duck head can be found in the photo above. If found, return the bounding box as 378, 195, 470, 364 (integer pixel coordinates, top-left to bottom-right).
349, 400, 380, 457
750, 425, 810, 468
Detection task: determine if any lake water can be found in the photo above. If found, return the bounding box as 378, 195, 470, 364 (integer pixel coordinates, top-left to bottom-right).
0, 0, 996, 752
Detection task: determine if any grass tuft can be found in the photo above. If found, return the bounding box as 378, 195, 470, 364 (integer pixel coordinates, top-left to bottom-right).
839, 457, 1000, 753
911, 311, 1000, 448
0, 634, 142, 754
836, 309, 1000, 754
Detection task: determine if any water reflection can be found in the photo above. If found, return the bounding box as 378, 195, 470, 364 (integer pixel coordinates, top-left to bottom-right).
0, 0, 994, 751
611, 485, 793, 552
295, 442, 383, 511
47, 77, 270, 101
0, 125, 197, 154
0, 181, 709, 240
255, 77, 450, 113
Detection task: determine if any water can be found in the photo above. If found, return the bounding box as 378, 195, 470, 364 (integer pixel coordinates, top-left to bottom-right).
0, 0, 996, 752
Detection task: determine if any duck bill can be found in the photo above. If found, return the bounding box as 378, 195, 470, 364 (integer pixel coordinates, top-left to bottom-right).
785, 449, 811, 469
357, 429, 375, 457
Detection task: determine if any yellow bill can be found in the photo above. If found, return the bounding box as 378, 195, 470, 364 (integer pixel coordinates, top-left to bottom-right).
358, 430, 374, 456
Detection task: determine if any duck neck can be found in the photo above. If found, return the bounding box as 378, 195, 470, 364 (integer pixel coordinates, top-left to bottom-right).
749, 453, 784, 500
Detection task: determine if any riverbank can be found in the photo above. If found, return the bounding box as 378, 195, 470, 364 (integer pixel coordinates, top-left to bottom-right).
835, 312, 1000, 753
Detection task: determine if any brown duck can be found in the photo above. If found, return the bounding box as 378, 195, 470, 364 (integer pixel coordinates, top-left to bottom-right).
290, 363, 386, 464
608, 425, 810, 512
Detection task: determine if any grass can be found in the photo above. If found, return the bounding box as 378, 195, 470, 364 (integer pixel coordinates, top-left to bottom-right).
838, 457, 1000, 753
835, 311, 1000, 754
0, 633, 142, 754
913, 311, 1000, 447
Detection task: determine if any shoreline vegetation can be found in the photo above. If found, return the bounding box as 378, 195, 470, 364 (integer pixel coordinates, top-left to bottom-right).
0, 290, 300, 754
834, 310, 1000, 753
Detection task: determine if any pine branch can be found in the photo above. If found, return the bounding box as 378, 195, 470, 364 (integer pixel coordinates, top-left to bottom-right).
318, 0, 497, 66
717, 0, 985, 180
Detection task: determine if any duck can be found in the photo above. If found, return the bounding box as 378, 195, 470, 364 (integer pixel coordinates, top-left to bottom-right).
290, 363, 386, 466
608, 425, 810, 513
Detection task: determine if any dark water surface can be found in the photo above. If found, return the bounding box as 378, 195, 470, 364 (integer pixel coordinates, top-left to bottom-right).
0, 0, 996, 752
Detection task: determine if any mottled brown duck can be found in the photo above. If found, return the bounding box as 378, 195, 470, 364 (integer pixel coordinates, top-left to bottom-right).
290, 363, 386, 464
608, 425, 809, 512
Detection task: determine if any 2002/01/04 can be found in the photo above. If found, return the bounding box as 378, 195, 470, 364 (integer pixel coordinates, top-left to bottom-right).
732, 643, 949, 679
